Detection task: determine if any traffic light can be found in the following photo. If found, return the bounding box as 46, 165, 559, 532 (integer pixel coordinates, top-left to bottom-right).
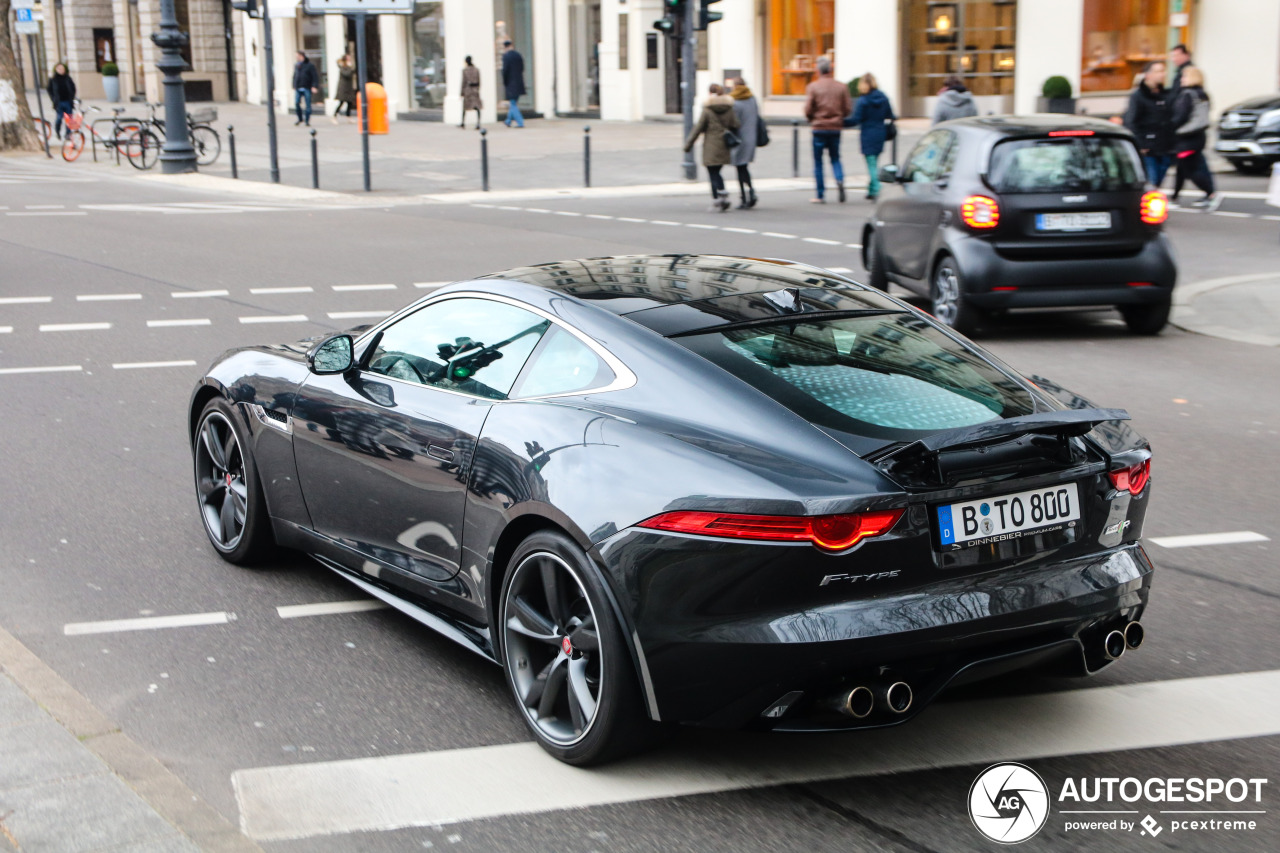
230, 0, 259, 16
654, 0, 683, 37
696, 0, 723, 30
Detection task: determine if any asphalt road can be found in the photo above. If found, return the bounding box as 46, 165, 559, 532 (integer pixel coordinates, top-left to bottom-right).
1, 156, 1278, 852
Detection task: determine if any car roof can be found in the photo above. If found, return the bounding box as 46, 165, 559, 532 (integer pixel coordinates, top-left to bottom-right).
940, 114, 1133, 138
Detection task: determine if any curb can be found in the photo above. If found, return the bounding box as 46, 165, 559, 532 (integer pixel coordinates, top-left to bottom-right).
1171, 271, 1280, 347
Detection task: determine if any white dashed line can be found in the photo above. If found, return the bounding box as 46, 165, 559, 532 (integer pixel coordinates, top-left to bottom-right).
685, 223, 719, 230
0, 326, 11, 334
147, 318, 211, 328
5, 211, 87, 217
276, 600, 390, 619
173, 289, 229, 299
0, 365, 82, 375
762, 232, 797, 239
1263, 215, 1280, 222
40, 322, 111, 332
77, 293, 142, 302
496, 205, 522, 211
251, 287, 314, 295
526, 208, 552, 214
333, 284, 397, 292
722, 227, 756, 233
0, 296, 53, 305
649, 220, 680, 226
240, 315, 309, 324
112, 360, 199, 370
1149, 531, 1269, 548
327, 311, 391, 320
585, 214, 615, 220
471, 203, 496, 209
64, 611, 234, 636
846, 243, 863, 249
552, 211, 582, 217
1211, 211, 1252, 218
803, 237, 843, 245
415, 281, 450, 289
617, 217, 647, 223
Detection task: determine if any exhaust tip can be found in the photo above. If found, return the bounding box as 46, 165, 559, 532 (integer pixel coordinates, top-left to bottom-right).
881, 681, 913, 715
840, 685, 875, 719
1103, 630, 1127, 661
1124, 621, 1145, 650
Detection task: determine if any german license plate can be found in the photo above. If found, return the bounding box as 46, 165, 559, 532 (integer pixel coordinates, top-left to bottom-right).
1036, 212, 1111, 231
936, 483, 1080, 549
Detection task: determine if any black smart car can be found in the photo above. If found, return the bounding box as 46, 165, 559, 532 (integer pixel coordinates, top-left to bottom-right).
1215, 93, 1280, 175
862, 116, 1176, 335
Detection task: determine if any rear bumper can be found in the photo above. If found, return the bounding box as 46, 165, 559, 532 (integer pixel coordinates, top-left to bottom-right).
1215, 139, 1280, 161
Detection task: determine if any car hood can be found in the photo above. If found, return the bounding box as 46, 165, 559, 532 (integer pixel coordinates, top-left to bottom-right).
1225, 93, 1280, 111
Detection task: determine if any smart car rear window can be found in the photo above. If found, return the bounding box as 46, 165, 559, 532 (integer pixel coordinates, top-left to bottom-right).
673, 313, 1035, 441
987, 136, 1144, 193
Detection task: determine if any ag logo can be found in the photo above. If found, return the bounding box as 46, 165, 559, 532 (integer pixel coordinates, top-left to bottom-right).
968, 763, 1050, 844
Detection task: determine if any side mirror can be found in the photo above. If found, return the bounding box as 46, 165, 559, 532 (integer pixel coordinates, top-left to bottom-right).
307, 334, 354, 375
878, 163, 900, 185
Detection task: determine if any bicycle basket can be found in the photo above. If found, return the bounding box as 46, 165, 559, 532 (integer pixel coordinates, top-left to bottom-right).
66, 112, 84, 131
188, 107, 218, 124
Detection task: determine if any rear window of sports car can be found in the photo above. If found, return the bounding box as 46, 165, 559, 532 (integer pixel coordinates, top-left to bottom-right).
672, 312, 1035, 440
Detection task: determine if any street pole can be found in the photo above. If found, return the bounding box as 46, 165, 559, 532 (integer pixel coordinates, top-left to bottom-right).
680, 1, 696, 180
262, 3, 280, 183
355, 11, 371, 192
26, 34, 51, 158
152, 0, 197, 172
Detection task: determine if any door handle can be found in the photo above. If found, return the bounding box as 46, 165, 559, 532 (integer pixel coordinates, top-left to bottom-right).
426, 444, 455, 463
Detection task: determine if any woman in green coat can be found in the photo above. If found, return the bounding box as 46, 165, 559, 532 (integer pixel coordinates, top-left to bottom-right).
684, 84, 741, 212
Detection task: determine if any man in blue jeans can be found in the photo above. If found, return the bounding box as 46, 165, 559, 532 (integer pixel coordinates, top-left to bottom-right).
292, 52, 319, 126
803, 58, 853, 203
501, 41, 526, 128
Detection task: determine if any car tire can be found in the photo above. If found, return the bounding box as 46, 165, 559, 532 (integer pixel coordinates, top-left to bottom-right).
864, 231, 889, 292
931, 255, 984, 336
193, 398, 276, 565
1120, 299, 1171, 335
499, 530, 657, 766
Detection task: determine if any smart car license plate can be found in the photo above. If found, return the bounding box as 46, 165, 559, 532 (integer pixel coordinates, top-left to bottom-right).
936, 483, 1080, 549
1036, 212, 1111, 231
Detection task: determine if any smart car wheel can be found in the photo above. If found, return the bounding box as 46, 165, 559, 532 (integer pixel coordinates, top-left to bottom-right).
499, 530, 655, 765
865, 231, 889, 292
931, 256, 983, 335
193, 399, 275, 564
1120, 300, 1171, 335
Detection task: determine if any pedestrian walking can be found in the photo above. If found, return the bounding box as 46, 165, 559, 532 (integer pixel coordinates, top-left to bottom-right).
47, 63, 76, 140
1168, 43, 1194, 95
849, 73, 895, 201
1169, 66, 1218, 209
1124, 61, 1174, 187
331, 55, 356, 125
804, 58, 853, 203
684, 84, 741, 212
292, 51, 319, 127
501, 41, 526, 128
932, 76, 977, 125
460, 55, 483, 129
727, 77, 761, 209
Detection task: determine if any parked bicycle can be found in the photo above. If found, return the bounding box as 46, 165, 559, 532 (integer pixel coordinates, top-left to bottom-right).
139, 102, 221, 167
60, 103, 159, 170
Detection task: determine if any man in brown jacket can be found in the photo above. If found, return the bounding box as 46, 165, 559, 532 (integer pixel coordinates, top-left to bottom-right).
804, 58, 853, 203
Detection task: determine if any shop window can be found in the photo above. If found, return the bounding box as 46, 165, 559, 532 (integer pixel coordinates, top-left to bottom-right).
619, 14, 628, 71
495, 0, 535, 108
412, 2, 446, 108
1081, 0, 1190, 93
906, 0, 1016, 99
769, 0, 835, 96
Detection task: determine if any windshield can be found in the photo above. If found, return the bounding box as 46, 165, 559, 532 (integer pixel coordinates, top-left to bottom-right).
988, 135, 1144, 193
672, 312, 1036, 442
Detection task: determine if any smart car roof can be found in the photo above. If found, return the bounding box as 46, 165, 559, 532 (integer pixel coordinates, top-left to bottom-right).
942, 114, 1132, 137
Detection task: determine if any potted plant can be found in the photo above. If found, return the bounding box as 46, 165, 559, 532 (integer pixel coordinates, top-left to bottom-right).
101, 62, 120, 103
1037, 76, 1075, 114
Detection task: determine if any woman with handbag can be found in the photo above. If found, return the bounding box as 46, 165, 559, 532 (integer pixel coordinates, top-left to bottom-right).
1169, 66, 1218, 209
459, 55, 483, 130
684, 84, 741, 212
849, 73, 896, 201
728, 77, 765, 209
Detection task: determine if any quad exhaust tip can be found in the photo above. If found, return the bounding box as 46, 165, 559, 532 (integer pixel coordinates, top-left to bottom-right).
879, 681, 913, 715
1103, 629, 1127, 661
1124, 621, 1144, 650
834, 685, 875, 719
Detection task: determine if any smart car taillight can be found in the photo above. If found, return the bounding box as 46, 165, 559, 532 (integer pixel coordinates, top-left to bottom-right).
1140, 191, 1168, 225
637, 509, 904, 552
960, 195, 1000, 229
1108, 459, 1151, 495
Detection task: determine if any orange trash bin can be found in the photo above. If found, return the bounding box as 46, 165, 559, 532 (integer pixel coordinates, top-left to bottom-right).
356, 83, 390, 135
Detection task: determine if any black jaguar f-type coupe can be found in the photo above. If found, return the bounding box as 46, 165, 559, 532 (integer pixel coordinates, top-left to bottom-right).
189, 255, 1154, 765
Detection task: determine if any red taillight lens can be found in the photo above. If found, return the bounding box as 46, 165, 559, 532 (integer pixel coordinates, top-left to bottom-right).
1047, 129, 1095, 137
1140, 190, 1168, 225
637, 509, 904, 552
960, 195, 1000, 229
1108, 459, 1151, 495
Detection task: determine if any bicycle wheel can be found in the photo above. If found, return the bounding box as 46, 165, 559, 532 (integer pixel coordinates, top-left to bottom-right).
33, 118, 51, 145
190, 125, 220, 167
61, 130, 86, 162
126, 128, 161, 171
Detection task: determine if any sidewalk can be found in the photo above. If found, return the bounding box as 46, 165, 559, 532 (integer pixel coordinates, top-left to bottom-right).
1174, 272, 1280, 347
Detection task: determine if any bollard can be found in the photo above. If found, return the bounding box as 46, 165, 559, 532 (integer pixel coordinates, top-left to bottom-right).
228, 125, 238, 179
791, 120, 800, 179
480, 127, 490, 192
584, 125, 591, 188
310, 129, 319, 189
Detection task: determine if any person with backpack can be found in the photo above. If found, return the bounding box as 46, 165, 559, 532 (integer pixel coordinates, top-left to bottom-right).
1124, 61, 1174, 187
849, 72, 895, 201
684, 84, 741, 212
727, 77, 764, 209
1169, 66, 1218, 209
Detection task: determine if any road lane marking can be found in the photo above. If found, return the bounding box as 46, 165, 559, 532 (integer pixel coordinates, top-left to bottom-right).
649, 220, 680, 226
240, 315, 309, 324
173, 290, 230, 299
526, 208, 552, 214
232, 668, 1280, 841
327, 311, 391, 320
722, 227, 756, 233
414, 282, 449, 289
497, 205, 522, 211
5, 211, 87, 216
1211, 211, 1252, 218
64, 611, 234, 636
845, 243, 863, 249
0, 365, 82, 375
112, 360, 199, 370
0, 327, 10, 334
77, 293, 142, 302
0, 296, 53, 305
585, 214, 614, 220
252, 287, 314, 295
685, 223, 718, 230
617, 217, 646, 223
276, 600, 390, 619
1264, 215, 1280, 222
147, 318, 211, 328
552, 211, 582, 217
1149, 531, 1269, 548
40, 322, 111, 332
762, 232, 797, 239
332, 284, 397, 292
803, 237, 843, 245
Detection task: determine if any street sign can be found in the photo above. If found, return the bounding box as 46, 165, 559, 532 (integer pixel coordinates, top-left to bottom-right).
301, 0, 412, 13
15, 8, 40, 34
12, 0, 34, 8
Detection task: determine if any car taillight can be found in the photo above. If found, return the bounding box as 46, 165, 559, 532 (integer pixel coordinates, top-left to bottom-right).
1140, 191, 1168, 225
1108, 459, 1151, 495
636, 509, 904, 552
960, 195, 1000, 229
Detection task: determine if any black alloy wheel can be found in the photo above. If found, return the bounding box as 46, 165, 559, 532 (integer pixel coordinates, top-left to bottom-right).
864, 231, 889, 292
931, 255, 983, 336
499, 531, 656, 765
193, 399, 273, 564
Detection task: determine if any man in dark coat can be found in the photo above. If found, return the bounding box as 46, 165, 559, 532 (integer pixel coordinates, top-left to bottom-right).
501, 41, 526, 128
1168, 44, 1194, 95
47, 63, 76, 140
1124, 61, 1173, 187
292, 51, 320, 126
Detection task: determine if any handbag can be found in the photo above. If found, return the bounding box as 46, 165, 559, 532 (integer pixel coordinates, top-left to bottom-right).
885, 119, 898, 141
723, 128, 742, 148
1176, 94, 1210, 136
756, 114, 770, 147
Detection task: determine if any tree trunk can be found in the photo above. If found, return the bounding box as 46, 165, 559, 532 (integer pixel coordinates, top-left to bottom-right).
0, 0, 42, 152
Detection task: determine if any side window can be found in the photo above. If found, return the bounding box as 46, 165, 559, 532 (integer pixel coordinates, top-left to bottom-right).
367, 297, 550, 400
904, 131, 949, 183
938, 131, 958, 177
511, 326, 616, 398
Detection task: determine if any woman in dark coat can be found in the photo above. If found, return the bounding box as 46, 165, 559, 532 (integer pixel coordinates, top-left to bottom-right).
47, 63, 76, 140
459, 56, 482, 129
1168, 66, 1217, 208
684, 84, 741, 212
1123, 61, 1173, 187
849, 73, 895, 200
332, 55, 356, 124
728, 77, 760, 209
